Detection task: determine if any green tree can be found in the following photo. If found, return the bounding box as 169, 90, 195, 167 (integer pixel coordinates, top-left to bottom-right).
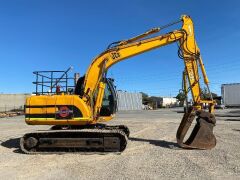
176, 92, 186, 106
201, 87, 218, 99
140, 92, 162, 108
201, 87, 210, 99
201, 88, 220, 104
140, 92, 150, 104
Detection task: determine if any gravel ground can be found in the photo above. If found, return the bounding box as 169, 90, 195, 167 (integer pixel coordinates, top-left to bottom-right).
0, 108, 240, 179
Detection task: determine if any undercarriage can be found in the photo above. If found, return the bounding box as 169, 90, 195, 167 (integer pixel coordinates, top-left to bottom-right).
20, 124, 129, 154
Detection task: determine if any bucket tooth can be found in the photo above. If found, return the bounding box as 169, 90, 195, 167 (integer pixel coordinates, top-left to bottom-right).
176, 108, 216, 149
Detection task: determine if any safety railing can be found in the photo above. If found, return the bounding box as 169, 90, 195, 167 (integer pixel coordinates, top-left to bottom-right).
33, 67, 75, 95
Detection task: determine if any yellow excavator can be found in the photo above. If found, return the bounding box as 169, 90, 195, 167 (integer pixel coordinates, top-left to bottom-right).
21, 15, 216, 153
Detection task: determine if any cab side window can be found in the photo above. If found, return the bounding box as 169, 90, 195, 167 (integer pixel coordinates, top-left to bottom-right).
100, 79, 117, 116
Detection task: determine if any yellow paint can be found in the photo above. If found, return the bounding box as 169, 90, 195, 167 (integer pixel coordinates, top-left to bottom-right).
26, 118, 91, 125
94, 82, 106, 117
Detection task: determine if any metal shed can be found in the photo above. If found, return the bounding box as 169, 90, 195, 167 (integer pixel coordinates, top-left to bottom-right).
117, 91, 142, 110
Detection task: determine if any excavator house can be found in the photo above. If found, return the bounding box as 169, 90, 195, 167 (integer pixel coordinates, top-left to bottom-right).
21, 15, 216, 153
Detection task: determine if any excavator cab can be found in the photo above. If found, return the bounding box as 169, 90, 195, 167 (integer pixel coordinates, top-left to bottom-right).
100, 78, 117, 116
75, 76, 117, 116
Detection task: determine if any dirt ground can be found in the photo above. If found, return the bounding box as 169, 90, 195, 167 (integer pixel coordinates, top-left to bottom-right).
0, 108, 240, 180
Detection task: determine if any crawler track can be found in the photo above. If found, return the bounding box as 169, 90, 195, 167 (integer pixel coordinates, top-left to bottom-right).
20, 129, 128, 154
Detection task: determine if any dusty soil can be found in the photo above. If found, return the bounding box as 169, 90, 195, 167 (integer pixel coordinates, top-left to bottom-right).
0, 108, 240, 179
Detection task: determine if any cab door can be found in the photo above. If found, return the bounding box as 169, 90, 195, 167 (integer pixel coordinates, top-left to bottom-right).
99, 78, 117, 116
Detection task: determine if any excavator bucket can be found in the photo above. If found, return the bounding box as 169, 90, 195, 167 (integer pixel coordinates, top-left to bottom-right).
176, 108, 216, 149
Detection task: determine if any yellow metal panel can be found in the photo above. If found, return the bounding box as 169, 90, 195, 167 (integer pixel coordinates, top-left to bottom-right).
25, 107, 57, 114
25, 94, 92, 125
94, 82, 106, 116
180, 16, 201, 103
98, 115, 114, 122
25, 118, 91, 125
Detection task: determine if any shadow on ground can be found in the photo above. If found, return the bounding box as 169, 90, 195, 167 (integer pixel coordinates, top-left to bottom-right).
2, 137, 181, 153
232, 129, 240, 132
225, 119, 240, 121
229, 110, 240, 114
1, 138, 22, 153
215, 114, 240, 117
129, 137, 180, 149
172, 110, 184, 114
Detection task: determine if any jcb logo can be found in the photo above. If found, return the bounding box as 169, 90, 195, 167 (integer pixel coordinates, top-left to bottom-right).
188, 70, 194, 81
111, 52, 121, 60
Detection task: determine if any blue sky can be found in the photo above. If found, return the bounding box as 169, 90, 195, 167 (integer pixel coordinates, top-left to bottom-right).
0, 0, 239, 96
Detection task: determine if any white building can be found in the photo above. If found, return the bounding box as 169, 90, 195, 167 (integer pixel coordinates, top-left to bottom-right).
161, 97, 179, 107
222, 83, 240, 107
